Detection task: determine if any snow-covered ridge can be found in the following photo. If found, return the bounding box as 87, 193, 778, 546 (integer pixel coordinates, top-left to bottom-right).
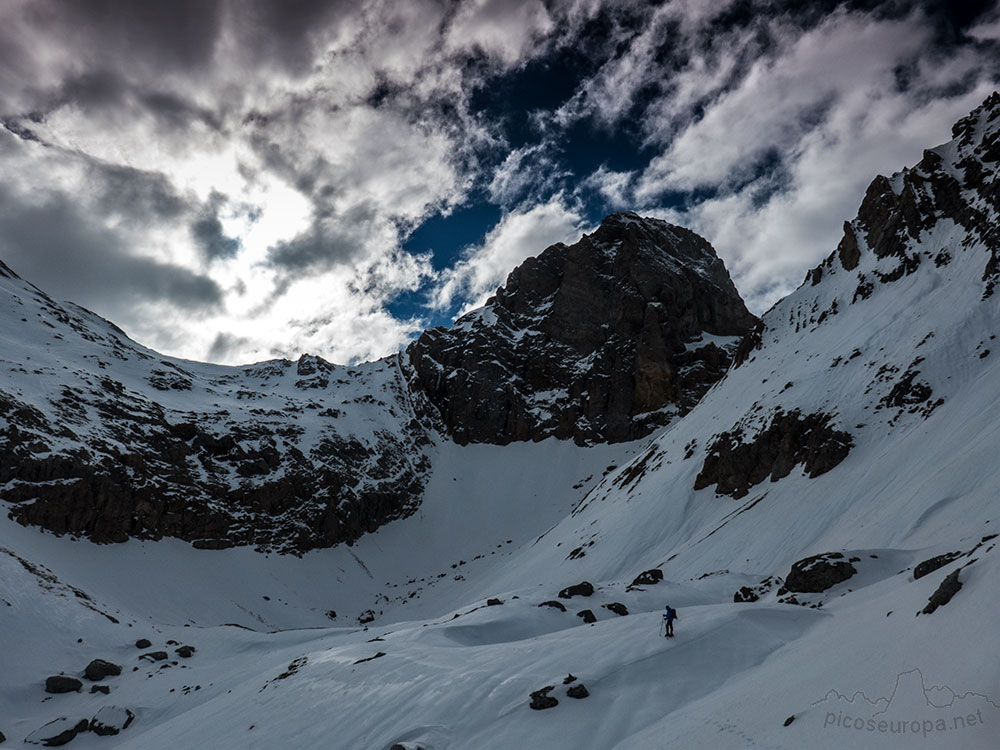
0, 261, 434, 554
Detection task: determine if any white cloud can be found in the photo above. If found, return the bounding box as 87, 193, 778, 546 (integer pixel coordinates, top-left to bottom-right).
647, 82, 1000, 314
635, 11, 934, 196
446, 0, 555, 67
431, 196, 590, 313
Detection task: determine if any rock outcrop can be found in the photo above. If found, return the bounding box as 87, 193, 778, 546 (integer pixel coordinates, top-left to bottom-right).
921, 569, 963, 614
407, 213, 757, 445
44, 676, 82, 694
694, 410, 854, 498
782, 553, 857, 594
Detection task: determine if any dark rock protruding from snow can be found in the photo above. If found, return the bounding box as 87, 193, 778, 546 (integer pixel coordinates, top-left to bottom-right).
134, 639, 152, 649
84, 659, 121, 681
577, 609, 597, 623
558, 581, 594, 599
566, 684, 590, 699
783, 553, 857, 594
628, 569, 663, 587
922, 570, 963, 614
89, 707, 134, 736
694, 410, 853, 498
539, 600, 567, 612
89, 685, 109, 695
139, 651, 168, 662
407, 213, 756, 446
44, 676, 82, 694
175, 645, 196, 658
914, 551, 963, 580
25, 718, 89, 746
563, 674, 577, 684
529, 686, 558, 710
735, 575, 781, 602
486, 598, 503, 606
604, 602, 628, 616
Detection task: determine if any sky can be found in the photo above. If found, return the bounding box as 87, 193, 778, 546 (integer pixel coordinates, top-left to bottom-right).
0, 0, 998, 366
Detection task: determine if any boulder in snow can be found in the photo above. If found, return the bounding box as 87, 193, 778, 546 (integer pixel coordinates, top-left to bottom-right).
604, 602, 628, 616
529, 686, 558, 710
134, 639, 151, 649
139, 651, 169, 662
89, 706, 135, 736
44, 676, 82, 694
175, 645, 196, 658
783, 552, 856, 593
577, 609, 596, 623
25, 718, 89, 746
567, 683, 589, 699
558, 581, 594, 599
538, 600, 566, 612
628, 569, 663, 587
84, 659, 121, 681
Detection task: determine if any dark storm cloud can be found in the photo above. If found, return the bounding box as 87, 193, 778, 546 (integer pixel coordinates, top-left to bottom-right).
233, 0, 364, 73
0, 187, 222, 313
48, 0, 226, 73
266, 203, 376, 275
93, 162, 190, 223
44, 0, 366, 78
206, 332, 251, 363
191, 193, 241, 261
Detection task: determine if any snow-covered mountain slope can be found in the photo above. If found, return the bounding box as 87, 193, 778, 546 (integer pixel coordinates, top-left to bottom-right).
1, 93, 999, 750
1, 212, 750, 553
0, 259, 433, 553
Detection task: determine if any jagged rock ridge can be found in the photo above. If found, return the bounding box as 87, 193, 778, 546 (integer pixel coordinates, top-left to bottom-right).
407, 213, 757, 445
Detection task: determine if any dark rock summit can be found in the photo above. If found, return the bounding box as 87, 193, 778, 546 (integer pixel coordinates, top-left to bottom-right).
407, 213, 757, 445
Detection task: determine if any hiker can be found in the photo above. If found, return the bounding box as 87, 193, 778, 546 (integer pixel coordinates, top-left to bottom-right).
663, 604, 677, 637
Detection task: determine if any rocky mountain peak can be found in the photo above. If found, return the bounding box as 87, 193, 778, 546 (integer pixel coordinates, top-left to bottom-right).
407, 213, 757, 445
803, 91, 1000, 299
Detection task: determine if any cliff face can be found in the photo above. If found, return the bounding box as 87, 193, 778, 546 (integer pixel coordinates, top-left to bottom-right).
407, 213, 758, 445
